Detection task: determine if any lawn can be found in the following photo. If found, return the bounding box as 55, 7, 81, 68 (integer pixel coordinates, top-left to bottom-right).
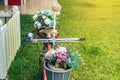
8, 0, 120, 80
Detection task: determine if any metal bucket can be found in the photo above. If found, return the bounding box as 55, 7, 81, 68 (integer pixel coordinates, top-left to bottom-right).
44, 63, 72, 80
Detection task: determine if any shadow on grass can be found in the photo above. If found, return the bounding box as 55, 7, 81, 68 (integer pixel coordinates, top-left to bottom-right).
80, 2, 97, 7
85, 46, 106, 55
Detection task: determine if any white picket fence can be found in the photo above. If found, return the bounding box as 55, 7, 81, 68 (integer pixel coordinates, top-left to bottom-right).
0, 6, 21, 79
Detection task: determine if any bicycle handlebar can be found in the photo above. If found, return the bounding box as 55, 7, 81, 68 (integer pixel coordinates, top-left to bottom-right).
23, 37, 85, 43
23, 33, 85, 43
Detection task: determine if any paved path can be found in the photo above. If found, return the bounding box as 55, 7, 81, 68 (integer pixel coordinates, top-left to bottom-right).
0, 0, 61, 14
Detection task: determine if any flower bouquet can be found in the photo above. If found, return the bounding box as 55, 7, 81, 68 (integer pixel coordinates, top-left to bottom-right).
33, 10, 59, 38
33, 10, 54, 29
44, 46, 83, 70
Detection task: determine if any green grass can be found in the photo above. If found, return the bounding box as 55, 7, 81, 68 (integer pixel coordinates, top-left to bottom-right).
8, 15, 42, 80
8, 0, 120, 80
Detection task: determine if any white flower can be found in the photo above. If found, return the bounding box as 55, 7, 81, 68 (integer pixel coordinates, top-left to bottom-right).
33, 14, 38, 21
42, 15, 47, 19
44, 18, 51, 25
56, 46, 67, 53
34, 21, 42, 29
45, 49, 56, 59
37, 23, 42, 29
34, 21, 39, 25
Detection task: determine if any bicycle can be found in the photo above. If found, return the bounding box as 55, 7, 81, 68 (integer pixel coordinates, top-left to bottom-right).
24, 9, 85, 80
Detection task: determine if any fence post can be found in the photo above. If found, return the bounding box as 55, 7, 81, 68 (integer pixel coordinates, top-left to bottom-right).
12, 6, 19, 15
0, 20, 3, 27
12, 6, 21, 46
0, 20, 8, 79
11, 5, 21, 48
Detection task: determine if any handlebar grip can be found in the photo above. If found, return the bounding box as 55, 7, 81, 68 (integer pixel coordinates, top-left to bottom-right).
79, 37, 86, 41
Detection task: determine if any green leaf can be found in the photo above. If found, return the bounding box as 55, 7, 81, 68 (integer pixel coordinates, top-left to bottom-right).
71, 63, 78, 68
42, 50, 48, 55
66, 61, 78, 68
67, 48, 72, 55
51, 57, 56, 62
71, 55, 79, 63
66, 60, 71, 66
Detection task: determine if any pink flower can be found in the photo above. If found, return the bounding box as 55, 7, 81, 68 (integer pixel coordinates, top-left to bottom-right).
68, 58, 72, 63
53, 54, 57, 57
61, 56, 67, 61
56, 59, 62, 63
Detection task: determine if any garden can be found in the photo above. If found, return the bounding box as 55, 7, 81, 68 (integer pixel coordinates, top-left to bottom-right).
8, 0, 120, 80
